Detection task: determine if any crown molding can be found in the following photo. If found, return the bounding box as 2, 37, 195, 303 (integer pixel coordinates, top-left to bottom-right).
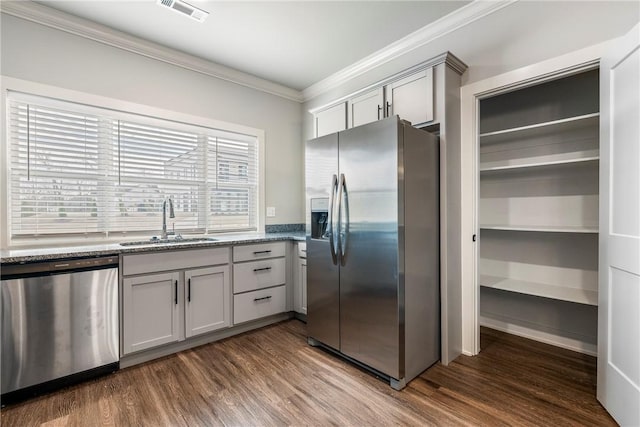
0, 1, 304, 103
302, 0, 518, 102
442, 51, 468, 76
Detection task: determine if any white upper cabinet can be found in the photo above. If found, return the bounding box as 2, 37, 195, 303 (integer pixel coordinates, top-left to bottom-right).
386, 68, 434, 127
314, 68, 434, 136
315, 102, 347, 137
348, 87, 384, 128
310, 53, 461, 138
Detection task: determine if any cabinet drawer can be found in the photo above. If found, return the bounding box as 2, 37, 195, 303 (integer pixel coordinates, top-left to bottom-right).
233, 242, 286, 262
233, 285, 286, 325
233, 257, 286, 294
298, 242, 307, 258
123, 247, 230, 276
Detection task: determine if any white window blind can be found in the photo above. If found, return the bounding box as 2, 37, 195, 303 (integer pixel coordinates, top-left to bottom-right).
116, 121, 205, 234
8, 102, 115, 236
8, 93, 259, 240
208, 137, 258, 231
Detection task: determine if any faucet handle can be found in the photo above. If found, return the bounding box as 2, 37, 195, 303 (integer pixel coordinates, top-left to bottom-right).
166, 222, 175, 237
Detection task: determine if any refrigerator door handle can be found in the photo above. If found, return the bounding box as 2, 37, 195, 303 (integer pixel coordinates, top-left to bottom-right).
328, 174, 339, 265
338, 173, 349, 266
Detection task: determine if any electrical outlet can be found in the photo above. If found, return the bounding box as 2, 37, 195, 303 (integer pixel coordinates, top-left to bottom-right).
266, 207, 276, 217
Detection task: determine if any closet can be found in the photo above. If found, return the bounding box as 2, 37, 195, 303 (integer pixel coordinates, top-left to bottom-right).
478, 69, 600, 354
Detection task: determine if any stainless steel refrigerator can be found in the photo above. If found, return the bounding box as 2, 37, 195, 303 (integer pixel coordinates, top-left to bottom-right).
305, 116, 440, 390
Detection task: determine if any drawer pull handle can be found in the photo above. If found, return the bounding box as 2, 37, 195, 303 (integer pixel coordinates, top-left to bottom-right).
253, 267, 272, 272
253, 295, 272, 302
253, 250, 272, 255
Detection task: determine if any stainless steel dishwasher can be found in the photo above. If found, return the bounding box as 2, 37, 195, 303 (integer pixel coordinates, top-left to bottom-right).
1, 256, 119, 404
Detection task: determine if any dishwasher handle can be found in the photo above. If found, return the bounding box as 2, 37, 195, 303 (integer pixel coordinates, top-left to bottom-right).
50, 257, 118, 272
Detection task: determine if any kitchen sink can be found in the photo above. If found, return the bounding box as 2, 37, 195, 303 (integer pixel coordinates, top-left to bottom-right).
119, 237, 218, 246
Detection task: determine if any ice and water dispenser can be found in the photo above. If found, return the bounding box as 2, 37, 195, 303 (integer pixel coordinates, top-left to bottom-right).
310, 198, 330, 240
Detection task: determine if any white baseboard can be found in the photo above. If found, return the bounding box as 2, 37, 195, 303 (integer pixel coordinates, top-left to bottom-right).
480, 315, 597, 356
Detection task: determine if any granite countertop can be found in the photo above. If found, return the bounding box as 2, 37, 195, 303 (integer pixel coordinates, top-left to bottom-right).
0, 231, 306, 265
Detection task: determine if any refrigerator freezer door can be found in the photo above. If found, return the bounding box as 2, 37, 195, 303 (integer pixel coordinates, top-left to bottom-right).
338, 116, 402, 379
306, 133, 341, 350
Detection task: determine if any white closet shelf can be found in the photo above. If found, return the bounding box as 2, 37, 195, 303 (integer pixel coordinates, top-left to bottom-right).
480, 225, 599, 233
480, 155, 599, 173
479, 113, 599, 145
479, 274, 598, 306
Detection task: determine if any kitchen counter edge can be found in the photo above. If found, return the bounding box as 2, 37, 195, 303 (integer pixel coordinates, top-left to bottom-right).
0, 232, 306, 265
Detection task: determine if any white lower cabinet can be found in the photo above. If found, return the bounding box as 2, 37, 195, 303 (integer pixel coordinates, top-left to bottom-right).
232, 242, 287, 324
232, 258, 286, 294
234, 285, 287, 324
123, 272, 180, 354
121, 247, 231, 356
185, 266, 231, 338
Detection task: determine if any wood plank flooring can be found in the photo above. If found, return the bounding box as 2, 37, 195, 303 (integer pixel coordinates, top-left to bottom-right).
1, 320, 615, 426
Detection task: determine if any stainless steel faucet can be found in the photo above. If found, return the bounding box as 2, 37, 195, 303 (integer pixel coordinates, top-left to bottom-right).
161, 197, 175, 239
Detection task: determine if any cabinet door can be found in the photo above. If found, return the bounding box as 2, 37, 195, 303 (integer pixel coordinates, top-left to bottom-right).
386, 68, 434, 126
349, 87, 384, 128
300, 258, 307, 315
315, 102, 347, 137
185, 266, 231, 338
123, 272, 180, 355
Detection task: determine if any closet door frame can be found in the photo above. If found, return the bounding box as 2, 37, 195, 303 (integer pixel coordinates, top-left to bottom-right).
459, 42, 608, 356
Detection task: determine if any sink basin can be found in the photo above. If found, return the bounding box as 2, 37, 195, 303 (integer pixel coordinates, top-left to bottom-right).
120, 237, 218, 246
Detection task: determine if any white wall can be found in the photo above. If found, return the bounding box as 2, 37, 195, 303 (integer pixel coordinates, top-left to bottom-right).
303, 0, 640, 137
0, 13, 304, 236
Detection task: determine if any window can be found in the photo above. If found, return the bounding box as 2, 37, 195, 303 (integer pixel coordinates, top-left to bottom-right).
208, 137, 257, 231
8, 92, 260, 241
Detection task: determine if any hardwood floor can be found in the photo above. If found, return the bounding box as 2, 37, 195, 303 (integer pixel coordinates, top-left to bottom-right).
1, 320, 614, 426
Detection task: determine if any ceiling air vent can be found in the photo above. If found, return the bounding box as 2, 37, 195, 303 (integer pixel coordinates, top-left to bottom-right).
157, 0, 209, 23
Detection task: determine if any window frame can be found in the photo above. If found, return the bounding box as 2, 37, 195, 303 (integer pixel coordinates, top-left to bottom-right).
1, 77, 266, 248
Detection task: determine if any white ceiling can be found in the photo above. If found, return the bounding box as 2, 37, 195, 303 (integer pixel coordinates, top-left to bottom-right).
34, 1, 471, 91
